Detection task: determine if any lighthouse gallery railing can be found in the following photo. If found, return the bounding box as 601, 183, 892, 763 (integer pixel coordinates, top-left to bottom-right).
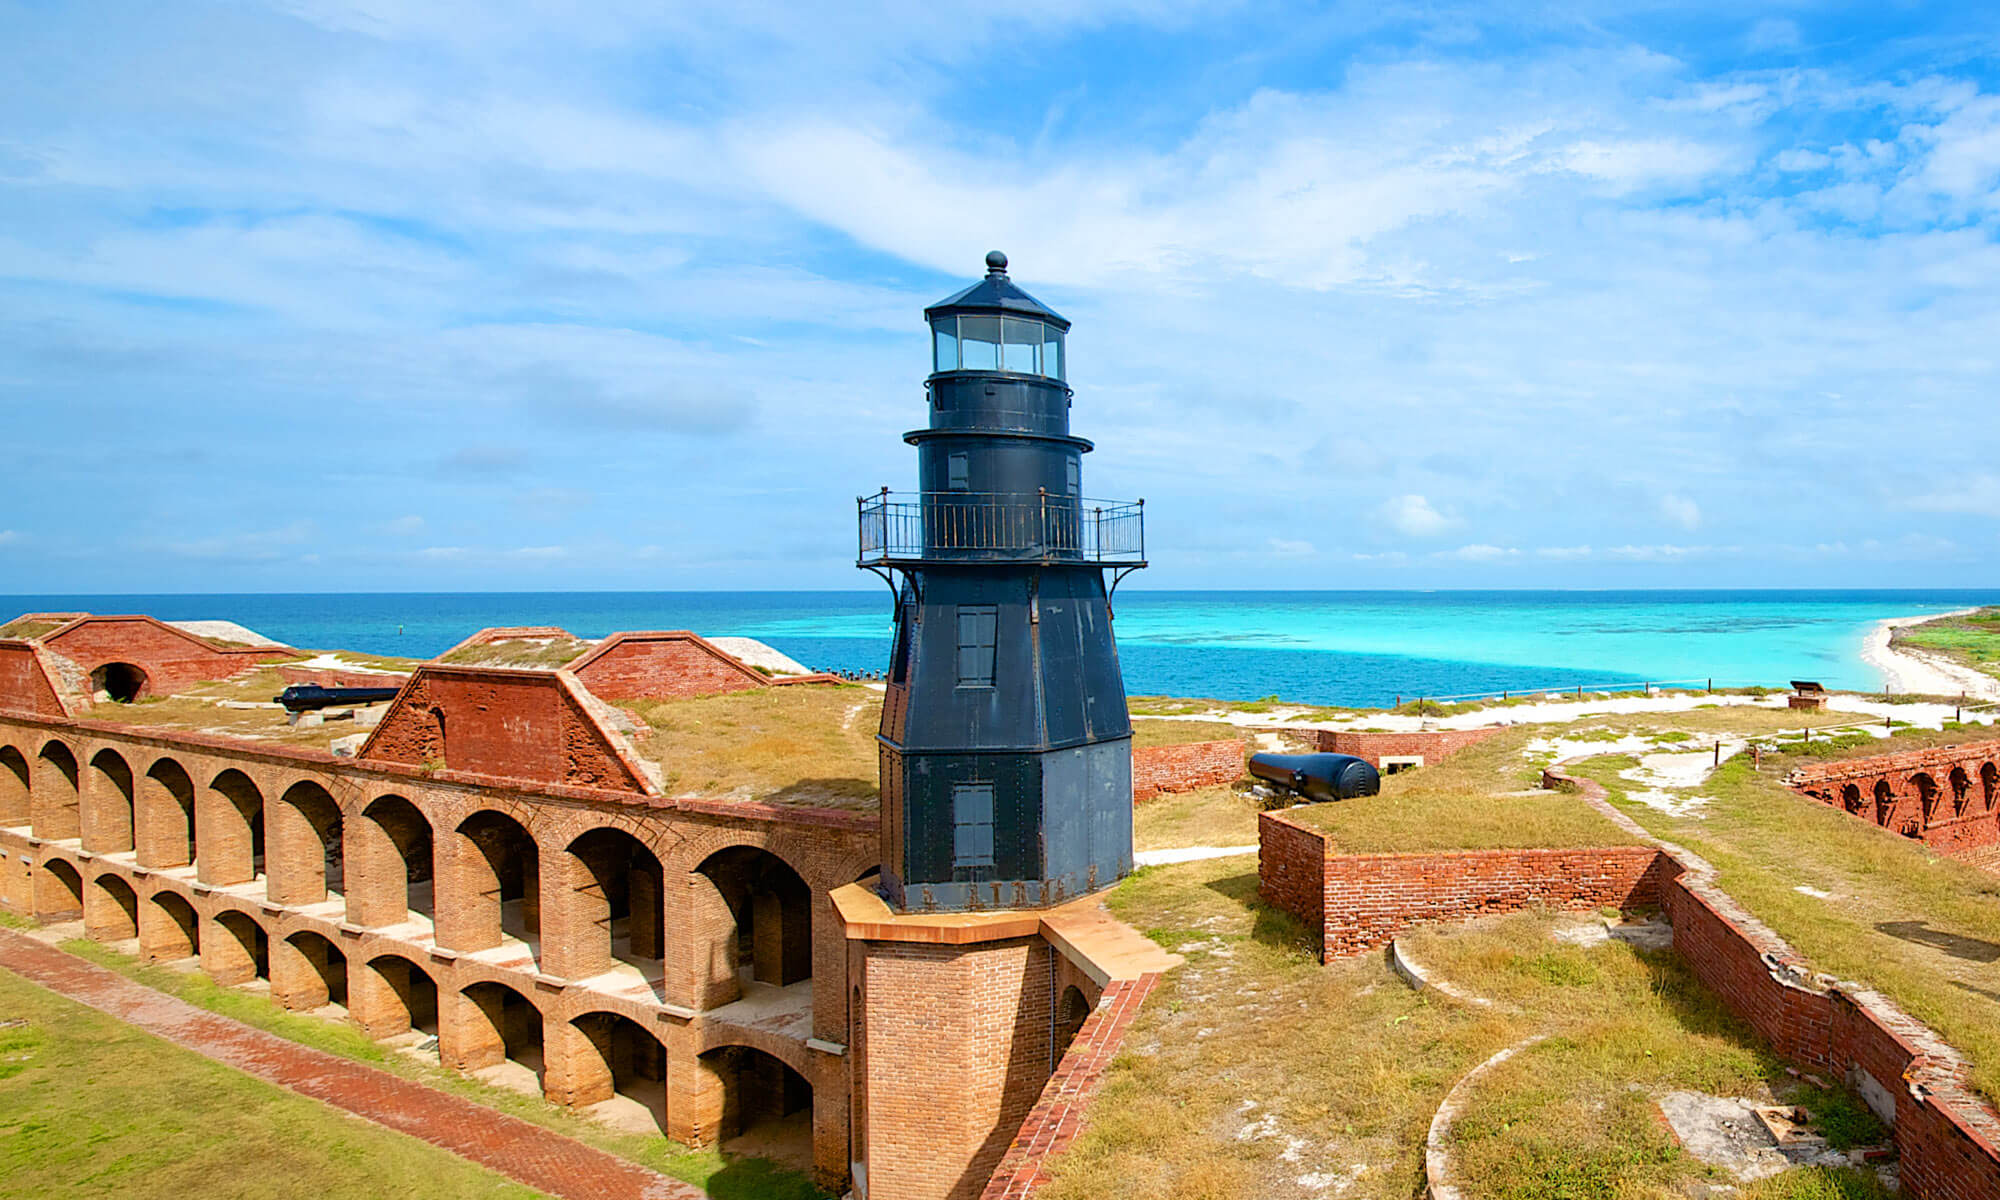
857, 491, 1144, 565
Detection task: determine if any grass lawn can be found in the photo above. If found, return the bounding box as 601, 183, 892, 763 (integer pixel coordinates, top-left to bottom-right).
1035, 859, 1890, 1200
621, 684, 881, 809
50, 940, 831, 1200
1892, 608, 2000, 685
76, 666, 357, 751
1130, 718, 1246, 748
1134, 783, 1264, 850
0, 968, 540, 1200
1570, 752, 2000, 1106
438, 637, 593, 668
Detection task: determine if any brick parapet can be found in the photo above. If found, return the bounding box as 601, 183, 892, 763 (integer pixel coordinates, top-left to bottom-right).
978, 972, 1161, 1200
1782, 740, 2000, 869
276, 666, 411, 689
1312, 724, 1509, 767
567, 631, 769, 701
434, 626, 578, 660
1786, 739, 2000, 788
1131, 739, 1244, 801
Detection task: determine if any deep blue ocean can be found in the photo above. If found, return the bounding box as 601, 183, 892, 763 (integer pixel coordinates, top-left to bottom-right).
5, 590, 1994, 708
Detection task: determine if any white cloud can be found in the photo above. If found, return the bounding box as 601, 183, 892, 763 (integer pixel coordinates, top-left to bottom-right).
1536, 545, 1593, 560
1379, 494, 1457, 538
1902, 474, 2000, 517
1267, 537, 1316, 557
1606, 544, 1710, 561
1746, 19, 1800, 52
1658, 493, 1702, 531
1441, 543, 1519, 562
1774, 149, 1831, 172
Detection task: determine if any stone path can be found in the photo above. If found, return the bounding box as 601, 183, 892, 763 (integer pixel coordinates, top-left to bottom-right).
0, 928, 703, 1200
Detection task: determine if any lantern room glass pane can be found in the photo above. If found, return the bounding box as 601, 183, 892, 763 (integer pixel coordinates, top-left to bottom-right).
1001, 318, 1043, 375
932, 318, 958, 372
1043, 327, 1064, 380
957, 316, 1000, 371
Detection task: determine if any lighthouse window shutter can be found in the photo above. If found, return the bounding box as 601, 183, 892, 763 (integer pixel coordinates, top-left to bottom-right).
956, 605, 997, 687
953, 783, 995, 869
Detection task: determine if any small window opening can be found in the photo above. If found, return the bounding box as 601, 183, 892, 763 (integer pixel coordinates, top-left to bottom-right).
1065, 458, 1080, 496
956, 605, 997, 687
953, 783, 995, 872
948, 452, 969, 491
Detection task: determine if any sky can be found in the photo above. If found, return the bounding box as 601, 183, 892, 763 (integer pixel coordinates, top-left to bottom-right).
3, 1, 2000, 593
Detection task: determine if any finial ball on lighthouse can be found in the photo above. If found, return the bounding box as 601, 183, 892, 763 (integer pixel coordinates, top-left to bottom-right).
985, 249, 1008, 273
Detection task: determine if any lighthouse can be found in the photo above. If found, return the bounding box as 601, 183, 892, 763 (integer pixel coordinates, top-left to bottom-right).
859, 252, 1146, 912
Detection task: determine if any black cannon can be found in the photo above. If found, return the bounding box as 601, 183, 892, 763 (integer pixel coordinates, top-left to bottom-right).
1247, 752, 1381, 802
274, 684, 403, 714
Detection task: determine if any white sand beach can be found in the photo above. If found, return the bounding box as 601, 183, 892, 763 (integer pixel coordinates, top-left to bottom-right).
1858, 610, 2000, 701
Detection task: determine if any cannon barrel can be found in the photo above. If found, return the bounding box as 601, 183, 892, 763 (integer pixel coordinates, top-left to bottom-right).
274, 684, 403, 713
1247, 752, 1381, 803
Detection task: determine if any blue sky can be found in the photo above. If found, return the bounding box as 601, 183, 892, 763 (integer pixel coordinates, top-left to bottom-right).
3, 1, 1999, 593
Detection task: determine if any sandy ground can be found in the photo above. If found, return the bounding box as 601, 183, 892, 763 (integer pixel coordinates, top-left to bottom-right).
1859, 609, 2000, 701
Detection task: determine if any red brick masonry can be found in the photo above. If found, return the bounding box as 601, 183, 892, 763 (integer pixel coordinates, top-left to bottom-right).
978, 972, 1162, 1200
568, 630, 770, 701
1785, 740, 2000, 870
1312, 725, 1508, 768
1131, 739, 1245, 801
1257, 809, 1668, 958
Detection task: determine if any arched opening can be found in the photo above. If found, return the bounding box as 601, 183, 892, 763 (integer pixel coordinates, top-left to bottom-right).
354, 795, 432, 927
450, 811, 539, 956
1055, 984, 1091, 1062
140, 758, 197, 868
1915, 773, 1941, 828
268, 781, 343, 906
1840, 783, 1864, 815
699, 1045, 813, 1169
279, 930, 348, 1011
144, 891, 200, 961
1873, 780, 1895, 828
201, 770, 265, 886
1983, 763, 1999, 813
568, 1012, 667, 1132
363, 955, 439, 1041
458, 982, 543, 1088
36, 857, 84, 921
86, 872, 140, 942
210, 910, 269, 985
35, 740, 80, 841
564, 827, 664, 979
0, 745, 29, 826
91, 661, 148, 703
693, 845, 814, 1005
1949, 767, 1972, 820
87, 749, 135, 854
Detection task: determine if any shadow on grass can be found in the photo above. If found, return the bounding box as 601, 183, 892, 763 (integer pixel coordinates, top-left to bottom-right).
1201, 871, 1317, 957
705, 1154, 834, 1200
1873, 919, 2000, 963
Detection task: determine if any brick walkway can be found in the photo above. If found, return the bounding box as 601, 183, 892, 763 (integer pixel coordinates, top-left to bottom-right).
0, 928, 704, 1200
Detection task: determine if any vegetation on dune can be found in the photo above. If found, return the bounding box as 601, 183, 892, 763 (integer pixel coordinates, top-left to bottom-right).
1891, 607, 2000, 685
623, 684, 880, 808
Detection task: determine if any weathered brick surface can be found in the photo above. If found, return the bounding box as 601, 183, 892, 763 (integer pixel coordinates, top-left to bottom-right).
36, 615, 291, 698
0, 641, 71, 717
357, 666, 653, 794
1313, 724, 1508, 768
1787, 740, 2000, 869
1131, 739, 1244, 801
435, 626, 579, 659
276, 665, 411, 689
568, 631, 769, 701
979, 973, 1160, 1200
1257, 810, 1328, 937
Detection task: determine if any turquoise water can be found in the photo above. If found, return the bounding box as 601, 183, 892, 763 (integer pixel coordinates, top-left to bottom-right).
5, 590, 1993, 708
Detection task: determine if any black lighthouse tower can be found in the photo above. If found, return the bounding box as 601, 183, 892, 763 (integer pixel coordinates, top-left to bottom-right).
859, 252, 1146, 912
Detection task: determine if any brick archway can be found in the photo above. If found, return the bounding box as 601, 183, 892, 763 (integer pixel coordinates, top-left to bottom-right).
694, 1043, 813, 1168
0, 744, 28, 826
350, 794, 433, 928
34, 739, 79, 841
86, 748, 135, 854
556, 1011, 667, 1130
35, 856, 82, 921
85, 871, 139, 941
200, 769, 265, 886
441, 809, 539, 960
142, 890, 200, 962
690, 845, 813, 1008
268, 781, 343, 906
555, 827, 664, 981
138, 757, 196, 868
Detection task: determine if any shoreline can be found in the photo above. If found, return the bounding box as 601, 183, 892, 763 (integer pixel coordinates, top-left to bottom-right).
1858, 609, 2000, 701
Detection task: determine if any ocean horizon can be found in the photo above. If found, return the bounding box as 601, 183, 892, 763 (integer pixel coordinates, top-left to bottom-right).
8, 588, 1995, 708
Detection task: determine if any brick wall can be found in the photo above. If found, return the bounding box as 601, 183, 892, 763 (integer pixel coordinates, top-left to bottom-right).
358, 666, 652, 794
1131, 739, 1243, 801
1786, 740, 2000, 869
0, 641, 69, 717
567, 631, 769, 701
1313, 724, 1508, 768
434, 626, 577, 659
979, 973, 1162, 1200
1257, 810, 1670, 959
276, 666, 411, 689
38, 616, 290, 698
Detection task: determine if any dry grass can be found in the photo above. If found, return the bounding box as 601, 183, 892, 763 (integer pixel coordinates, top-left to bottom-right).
1283, 728, 1644, 852
77, 667, 360, 751
438, 637, 592, 668
0, 618, 67, 640
1039, 864, 1891, 1199
1133, 783, 1264, 850
1130, 719, 1246, 748
1573, 753, 2000, 1105
622, 685, 881, 809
